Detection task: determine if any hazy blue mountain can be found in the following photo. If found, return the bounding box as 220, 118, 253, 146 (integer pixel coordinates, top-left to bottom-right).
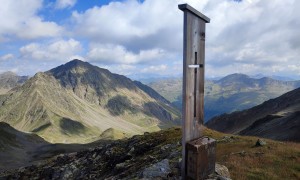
251, 74, 295, 81
0, 71, 28, 95
148, 73, 300, 121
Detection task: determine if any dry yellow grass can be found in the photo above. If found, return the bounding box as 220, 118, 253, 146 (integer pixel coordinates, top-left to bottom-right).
204, 128, 300, 179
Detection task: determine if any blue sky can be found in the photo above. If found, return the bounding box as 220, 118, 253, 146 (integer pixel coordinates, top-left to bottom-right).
0, 0, 300, 80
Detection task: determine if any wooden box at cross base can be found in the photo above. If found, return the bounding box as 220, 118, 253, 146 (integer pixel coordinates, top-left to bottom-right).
186, 137, 216, 180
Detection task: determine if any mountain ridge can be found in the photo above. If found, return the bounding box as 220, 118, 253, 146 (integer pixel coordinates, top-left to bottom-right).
0, 59, 180, 143
148, 73, 300, 121
206, 87, 300, 142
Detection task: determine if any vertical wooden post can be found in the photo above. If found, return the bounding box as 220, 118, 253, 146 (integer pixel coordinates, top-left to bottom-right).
178, 4, 210, 179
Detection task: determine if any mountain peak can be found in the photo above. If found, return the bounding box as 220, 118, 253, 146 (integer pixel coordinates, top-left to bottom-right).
0, 60, 180, 143
59, 59, 92, 71
65, 59, 87, 67
0, 71, 17, 77
222, 73, 249, 79
47, 59, 98, 78
217, 73, 251, 84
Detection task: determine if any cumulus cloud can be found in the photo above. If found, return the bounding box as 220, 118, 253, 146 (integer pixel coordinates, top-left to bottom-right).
87, 44, 170, 65
1, 0, 300, 78
55, 0, 77, 9
71, 0, 184, 52
0, 0, 62, 41
20, 39, 82, 62
141, 65, 167, 73
69, 0, 300, 78
203, 0, 300, 77
0, 54, 14, 61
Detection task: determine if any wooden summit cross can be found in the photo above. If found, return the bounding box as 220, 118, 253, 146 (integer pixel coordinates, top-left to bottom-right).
179, 4, 216, 180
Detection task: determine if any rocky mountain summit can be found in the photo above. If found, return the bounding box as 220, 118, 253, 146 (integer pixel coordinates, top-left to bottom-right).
0, 60, 180, 143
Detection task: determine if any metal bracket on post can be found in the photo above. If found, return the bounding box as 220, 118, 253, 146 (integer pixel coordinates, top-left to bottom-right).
188, 64, 203, 68
179, 3, 215, 180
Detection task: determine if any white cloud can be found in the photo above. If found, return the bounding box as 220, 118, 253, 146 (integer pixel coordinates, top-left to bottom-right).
0, 54, 14, 61
205, 0, 300, 67
0, 0, 62, 41
87, 44, 169, 65
71, 0, 185, 52
55, 0, 77, 9
20, 39, 82, 62
69, 0, 300, 78
98, 64, 137, 76
1, 0, 300, 79
141, 65, 167, 73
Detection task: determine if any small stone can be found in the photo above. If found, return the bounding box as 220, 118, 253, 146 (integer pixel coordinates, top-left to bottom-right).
148, 155, 155, 160
94, 155, 101, 162
207, 163, 231, 180
115, 162, 126, 170
177, 158, 182, 169
142, 159, 171, 178
255, 139, 267, 147
128, 147, 135, 155
215, 163, 230, 178
61, 167, 75, 179
160, 144, 172, 151
169, 151, 180, 158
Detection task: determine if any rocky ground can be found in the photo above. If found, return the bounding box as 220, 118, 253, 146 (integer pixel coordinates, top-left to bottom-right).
0, 128, 230, 180
1, 126, 299, 179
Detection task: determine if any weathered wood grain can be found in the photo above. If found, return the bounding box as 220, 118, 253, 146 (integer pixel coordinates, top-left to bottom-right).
179, 3, 210, 178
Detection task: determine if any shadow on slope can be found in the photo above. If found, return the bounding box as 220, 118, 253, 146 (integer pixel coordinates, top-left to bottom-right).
0, 122, 110, 172
59, 118, 86, 134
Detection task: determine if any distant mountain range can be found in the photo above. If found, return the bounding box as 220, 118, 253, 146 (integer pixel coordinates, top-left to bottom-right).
0, 60, 180, 143
206, 87, 300, 142
0, 72, 28, 95
250, 74, 296, 81
148, 73, 300, 121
